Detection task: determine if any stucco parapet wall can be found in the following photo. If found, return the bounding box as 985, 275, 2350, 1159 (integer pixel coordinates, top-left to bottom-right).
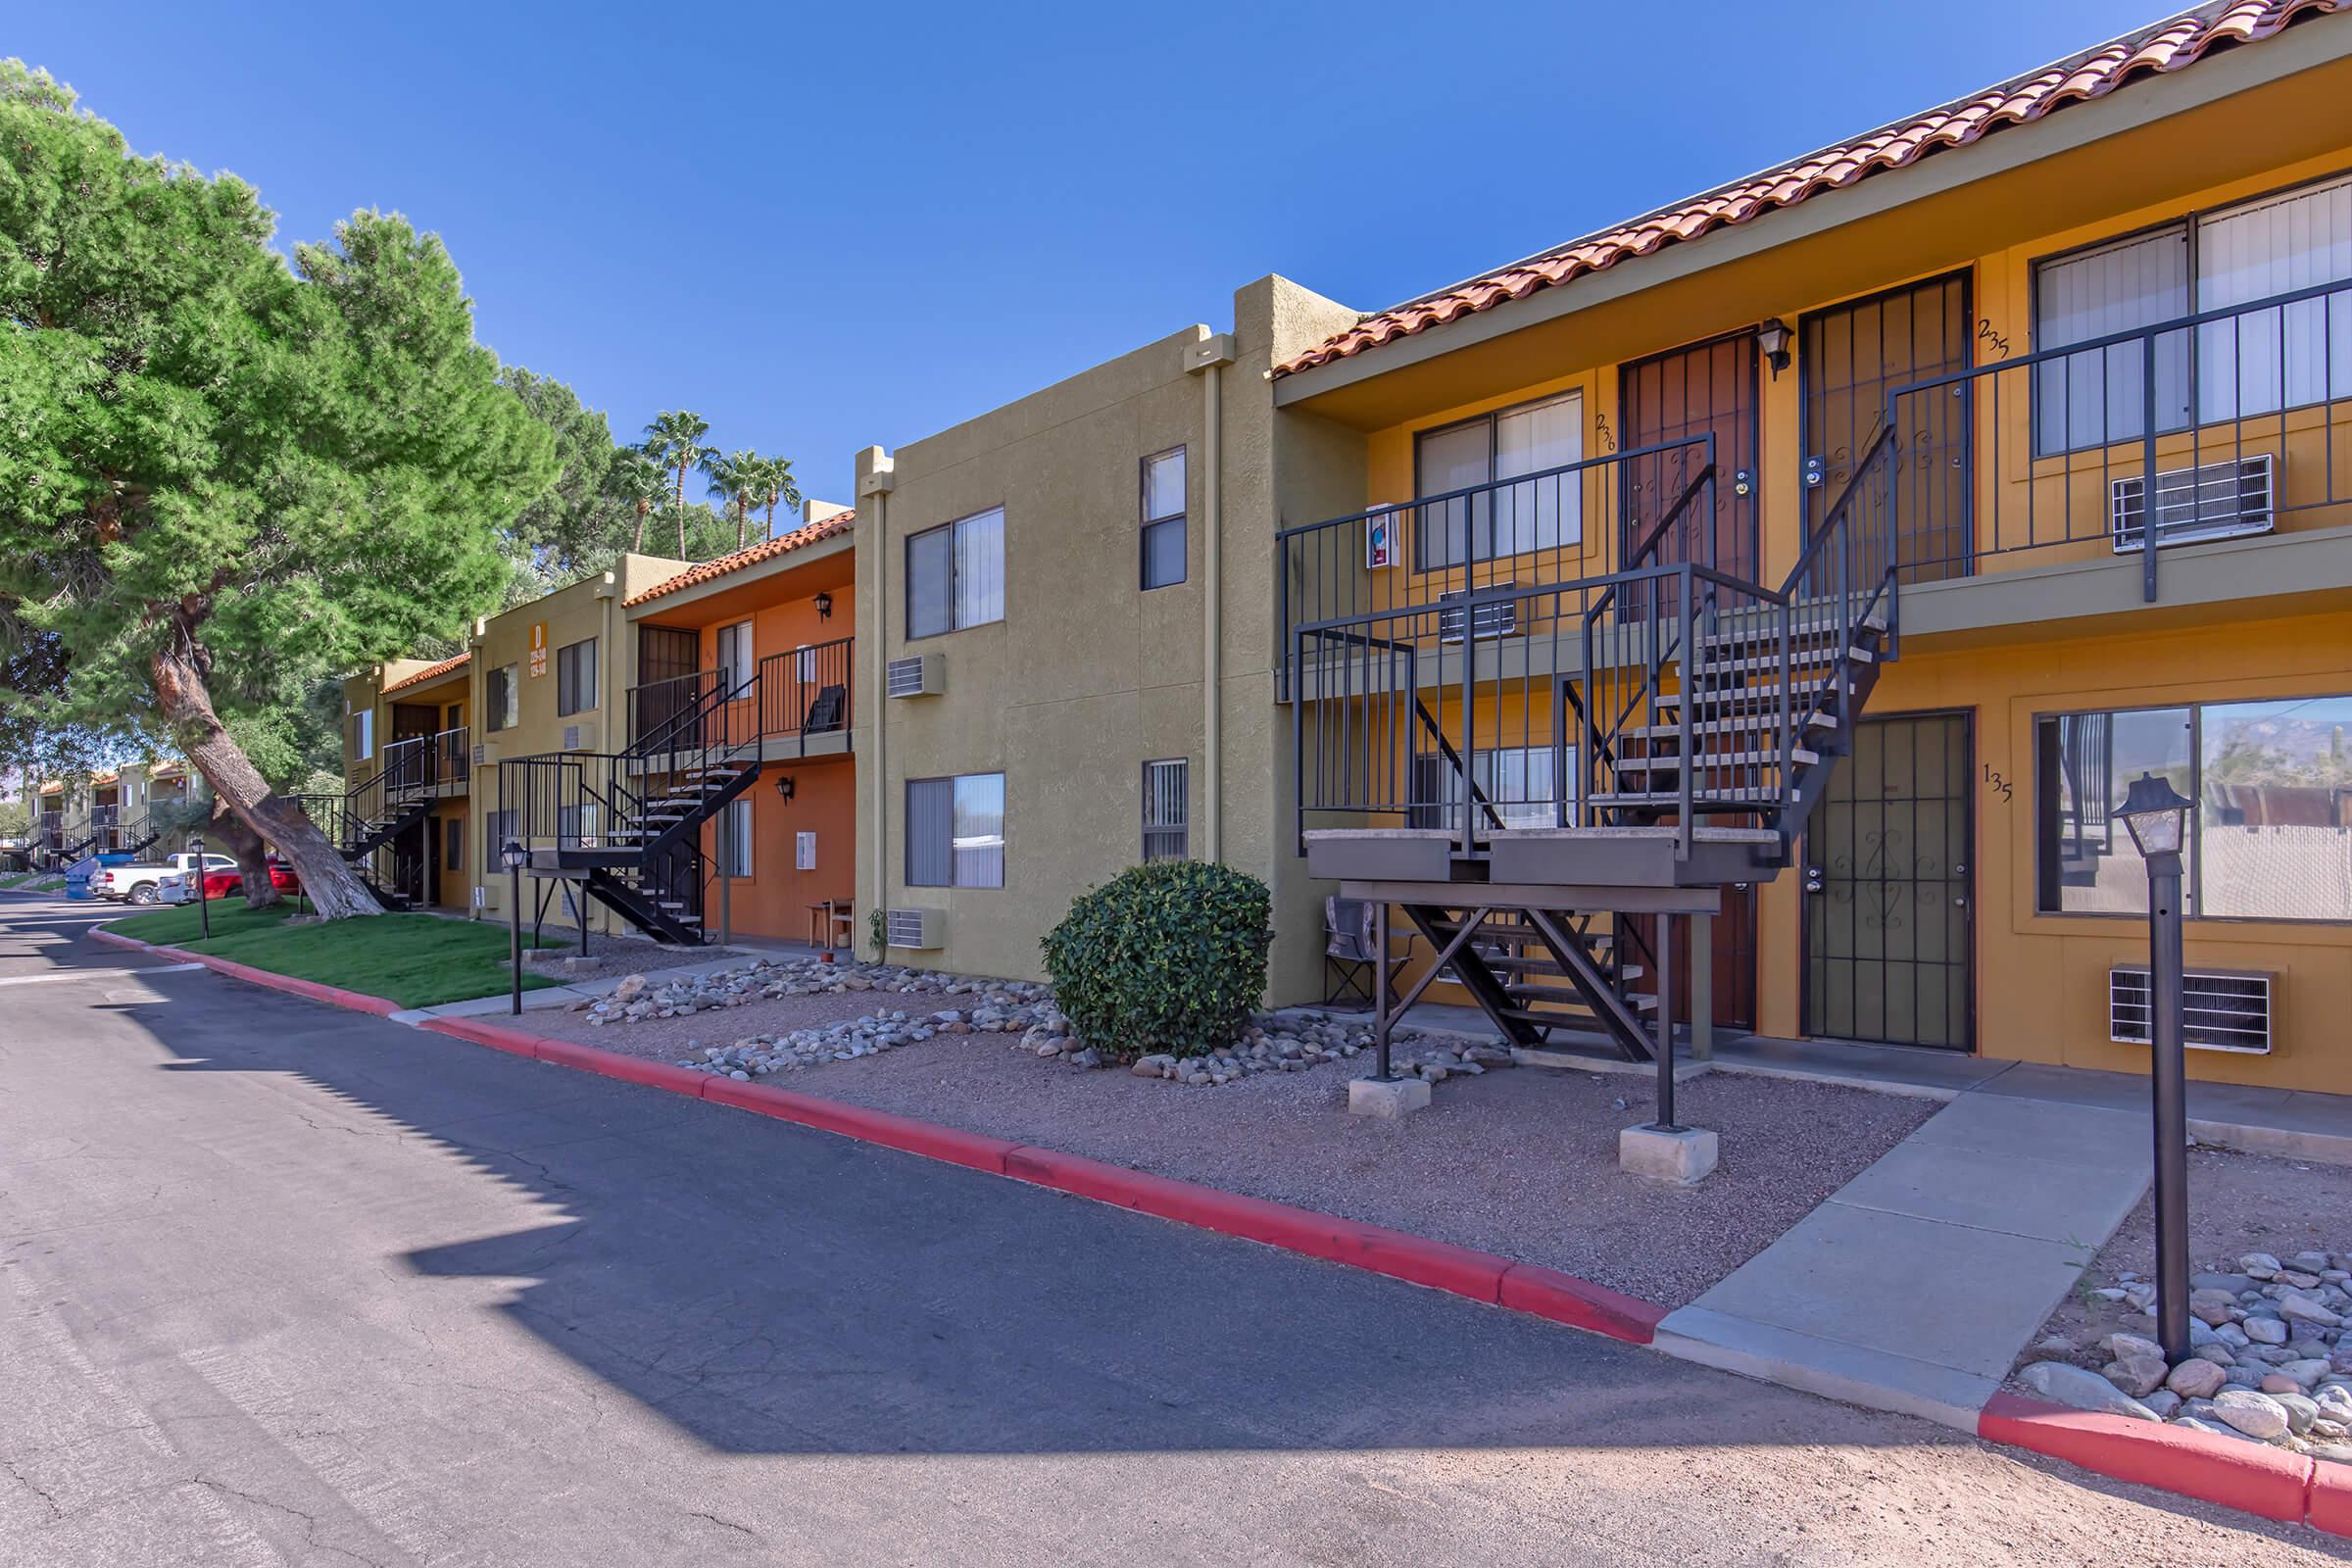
891, 325, 1216, 484
1901, 523, 2352, 644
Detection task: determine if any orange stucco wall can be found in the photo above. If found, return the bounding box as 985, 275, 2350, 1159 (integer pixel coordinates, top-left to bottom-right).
699, 757, 858, 944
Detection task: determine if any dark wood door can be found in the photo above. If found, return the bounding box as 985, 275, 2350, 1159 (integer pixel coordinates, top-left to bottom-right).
1800, 272, 1973, 582
1619, 332, 1761, 581
1803, 712, 1974, 1050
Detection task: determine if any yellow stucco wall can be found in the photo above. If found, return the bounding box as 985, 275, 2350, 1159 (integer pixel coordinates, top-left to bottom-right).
1271, 67, 2352, 1086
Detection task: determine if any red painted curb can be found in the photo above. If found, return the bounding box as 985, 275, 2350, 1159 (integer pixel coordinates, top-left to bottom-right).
95, 934, 1667, 1351
1979, 1392, 2325, 1531
535, 1037, 719, 1099
701, 1076, 1021, 1176
418, 1014, 548, 1061
2311, 1455, 2352, 1538
1498, 1261, 1672, 1343
1000, 1145, 1525, 1318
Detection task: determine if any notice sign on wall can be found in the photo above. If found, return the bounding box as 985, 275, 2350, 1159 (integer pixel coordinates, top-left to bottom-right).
796, 831, 816, 871
527, 621, 549, 679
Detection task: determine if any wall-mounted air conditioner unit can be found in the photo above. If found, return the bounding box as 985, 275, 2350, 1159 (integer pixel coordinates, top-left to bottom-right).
474, 883, 499, 912
474, 743, 493, 766
2109, 965, 2274, 1054
1438, 585, 1520, 644
562, 721, 599, 752
2110, 455, 2274, 552
887, 655, 944, 699
886, 907, 943, 949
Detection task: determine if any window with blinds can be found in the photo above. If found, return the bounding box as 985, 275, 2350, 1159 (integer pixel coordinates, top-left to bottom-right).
1141, 449, 1186, 590
906, 508, 1005, 637
556, 637, 597, 716
1413, 390, 1583, 568
2033, 172, 2352, 453
906, 773, 1004, 887
1142, 759, 1188, 861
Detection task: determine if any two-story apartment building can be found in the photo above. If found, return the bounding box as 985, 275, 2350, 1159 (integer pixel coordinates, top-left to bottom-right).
1264, 0, 2352, 1093
339, 552, 690, 927
848, 0, 2352, 1098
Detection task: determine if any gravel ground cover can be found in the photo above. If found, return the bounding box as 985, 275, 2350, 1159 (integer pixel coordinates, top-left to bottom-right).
2008, 1146, 2352, 1466
522, 934, 741, 985
514, 957, 1936, 1307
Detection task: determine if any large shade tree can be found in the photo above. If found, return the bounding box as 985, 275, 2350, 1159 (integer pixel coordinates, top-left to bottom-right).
0, 61, 553, 916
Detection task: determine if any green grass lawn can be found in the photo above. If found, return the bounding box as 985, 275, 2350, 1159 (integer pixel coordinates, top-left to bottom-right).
108, 900, 565, 1009
1, 871, 65, 891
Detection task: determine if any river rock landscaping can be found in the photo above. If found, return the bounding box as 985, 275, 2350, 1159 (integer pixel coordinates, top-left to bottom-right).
572, 954, 1499, 1088
2009, 1147, 2352, 1467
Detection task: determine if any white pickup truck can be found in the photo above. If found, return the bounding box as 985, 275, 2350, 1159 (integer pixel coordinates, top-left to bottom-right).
92, 853, 237, 905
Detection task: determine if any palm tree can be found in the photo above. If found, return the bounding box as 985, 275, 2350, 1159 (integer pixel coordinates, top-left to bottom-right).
705, 449, 762, 553
642, 411, 717, 556
606, 449, 665, 553
755, 455, 803, 540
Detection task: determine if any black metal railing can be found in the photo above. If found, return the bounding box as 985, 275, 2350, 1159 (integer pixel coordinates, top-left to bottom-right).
435, 724, 469, 785
1293, 430, 1897, 864
1881, 275, 2352, 600
624, 634, 853, 756
1276, 437, 1716, 694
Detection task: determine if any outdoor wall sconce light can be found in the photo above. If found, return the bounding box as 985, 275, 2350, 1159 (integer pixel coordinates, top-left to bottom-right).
813, 591, 833, 620
1755, 318, 1792, 378
774, 774, 797, 803
2120, 769, 2195, 1360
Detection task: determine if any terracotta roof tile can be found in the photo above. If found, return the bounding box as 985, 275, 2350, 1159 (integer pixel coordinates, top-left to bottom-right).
624, 511, 856, 608
1273, 0, 2345, 378
382, 652, 470, 695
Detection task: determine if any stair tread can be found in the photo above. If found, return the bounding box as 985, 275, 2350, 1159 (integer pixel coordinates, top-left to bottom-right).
1614, 748, 1820, 769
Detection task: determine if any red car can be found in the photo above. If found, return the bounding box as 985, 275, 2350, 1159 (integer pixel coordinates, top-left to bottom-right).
201, 859, 302, 900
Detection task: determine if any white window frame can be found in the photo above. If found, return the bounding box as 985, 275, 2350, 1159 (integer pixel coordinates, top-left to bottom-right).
354, 708, 375, 761
713, 620, 756, 697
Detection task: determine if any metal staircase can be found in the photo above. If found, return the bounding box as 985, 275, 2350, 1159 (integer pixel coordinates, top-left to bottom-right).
1296, 428, 1900, 1070
293, 737, 444, 910
500, 675, 764, 945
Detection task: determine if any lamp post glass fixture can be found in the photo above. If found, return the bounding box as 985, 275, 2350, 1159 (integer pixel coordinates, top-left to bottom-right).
189, 833, 210, 942
501, 838, 527, 1015
2119, 770, 2194, 1362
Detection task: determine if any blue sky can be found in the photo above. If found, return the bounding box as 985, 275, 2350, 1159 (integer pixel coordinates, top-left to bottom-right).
22, 0, 2165, 508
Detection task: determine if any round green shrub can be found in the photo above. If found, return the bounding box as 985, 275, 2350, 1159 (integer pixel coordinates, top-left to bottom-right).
1041, 860, 1272, 1062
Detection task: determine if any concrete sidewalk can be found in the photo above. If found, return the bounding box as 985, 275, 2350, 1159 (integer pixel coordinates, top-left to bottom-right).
1653, 1089, 2153, 1430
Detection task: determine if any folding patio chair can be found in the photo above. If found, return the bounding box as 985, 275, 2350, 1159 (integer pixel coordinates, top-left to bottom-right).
1324, 896, 1417, 1008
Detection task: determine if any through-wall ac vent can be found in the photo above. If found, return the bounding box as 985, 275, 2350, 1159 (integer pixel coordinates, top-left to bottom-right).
562, 721, 599, 752
1438, 585, 1520, 644
887, 654, 943, 699
886, 907, 943, 950
2111, 455, 2274, 552
2109, 965, 2274, 1054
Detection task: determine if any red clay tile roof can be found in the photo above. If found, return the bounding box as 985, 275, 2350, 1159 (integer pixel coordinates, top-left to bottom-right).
382, 652, 470, 695
624, 511, 856, 608
1273, 0, 2346, 378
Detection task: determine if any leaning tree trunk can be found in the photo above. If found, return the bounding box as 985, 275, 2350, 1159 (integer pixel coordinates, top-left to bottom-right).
632, 501, 649, 553
152, 639, 386, 919
206, 796, 279, 910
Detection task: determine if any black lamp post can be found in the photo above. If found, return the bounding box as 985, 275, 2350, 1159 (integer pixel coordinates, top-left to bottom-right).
2119, 770, 2194, 1362
190, 833, 211, 943
502, 838, 527, 1015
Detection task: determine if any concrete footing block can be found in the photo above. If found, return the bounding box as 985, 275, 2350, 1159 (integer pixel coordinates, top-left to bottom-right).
1620, 1123, 1719, 1185
1348, 1076, 1432, 1119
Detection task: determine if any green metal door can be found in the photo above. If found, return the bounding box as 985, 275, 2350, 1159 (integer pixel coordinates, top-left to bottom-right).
1803, 712, 1974, 1050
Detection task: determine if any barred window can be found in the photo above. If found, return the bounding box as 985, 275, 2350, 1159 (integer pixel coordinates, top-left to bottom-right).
1142, 759, 1188, 861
